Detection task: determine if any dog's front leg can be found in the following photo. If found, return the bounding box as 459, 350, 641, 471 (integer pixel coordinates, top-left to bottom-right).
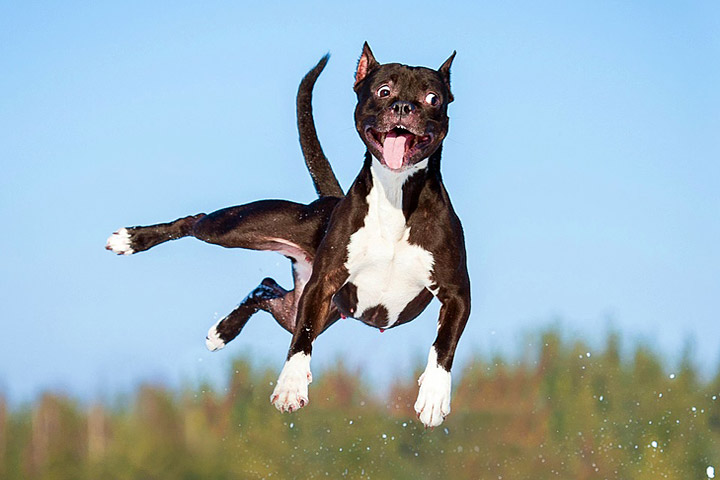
270, 265, 346, 413
414, 283, 471, 428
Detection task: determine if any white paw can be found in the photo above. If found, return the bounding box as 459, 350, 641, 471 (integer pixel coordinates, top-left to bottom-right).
205, 321, 225, 352
105, 228, 134, 255
414, 348, 452, 428
270, 353, 312, 413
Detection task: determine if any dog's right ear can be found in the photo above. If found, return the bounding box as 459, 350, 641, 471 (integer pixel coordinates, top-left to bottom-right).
354, 42, 379, 91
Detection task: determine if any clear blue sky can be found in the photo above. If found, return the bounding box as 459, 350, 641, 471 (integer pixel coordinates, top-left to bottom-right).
1, 1, 718, 404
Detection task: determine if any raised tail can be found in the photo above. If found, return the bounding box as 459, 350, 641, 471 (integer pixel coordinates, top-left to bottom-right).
297, 54, 344, 198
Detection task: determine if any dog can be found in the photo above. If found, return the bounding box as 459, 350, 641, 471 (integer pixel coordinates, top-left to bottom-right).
106, 43, 470, 427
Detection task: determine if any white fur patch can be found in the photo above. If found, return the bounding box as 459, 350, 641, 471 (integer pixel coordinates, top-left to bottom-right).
268, 238, 312, 298
266, 237, 313, 290
105, 228, 134, 255
344, 157, 434, 327
270, 352, 312, 413
414, 347, 451, 428
205, 320, 225, 352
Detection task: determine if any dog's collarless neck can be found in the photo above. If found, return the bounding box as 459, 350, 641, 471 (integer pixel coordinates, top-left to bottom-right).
368, 156, 428, 208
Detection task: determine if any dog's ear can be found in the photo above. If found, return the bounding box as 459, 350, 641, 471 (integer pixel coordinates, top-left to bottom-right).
354, 42, 379, 91
438, 51, 456, 103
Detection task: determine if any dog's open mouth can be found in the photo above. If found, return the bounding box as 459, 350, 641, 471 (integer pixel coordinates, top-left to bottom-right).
366, 126, 433, 170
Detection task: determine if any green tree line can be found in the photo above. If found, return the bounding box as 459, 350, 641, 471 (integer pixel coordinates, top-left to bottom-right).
1, 331, 719, 479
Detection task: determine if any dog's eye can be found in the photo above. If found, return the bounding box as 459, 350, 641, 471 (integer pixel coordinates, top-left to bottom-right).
425, 92, 439, 106
377, 85, 391, 98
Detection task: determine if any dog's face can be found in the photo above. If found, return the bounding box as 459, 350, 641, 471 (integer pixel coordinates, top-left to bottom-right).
353, 43, 455, 170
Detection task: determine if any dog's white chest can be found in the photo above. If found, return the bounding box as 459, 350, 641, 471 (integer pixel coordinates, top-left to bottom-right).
344, 159, 434, 327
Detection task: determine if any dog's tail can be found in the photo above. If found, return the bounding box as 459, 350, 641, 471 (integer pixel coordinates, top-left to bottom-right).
297, 54, 344, 198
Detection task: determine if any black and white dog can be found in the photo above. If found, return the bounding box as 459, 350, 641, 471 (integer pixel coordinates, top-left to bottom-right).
106, 43, 470, 427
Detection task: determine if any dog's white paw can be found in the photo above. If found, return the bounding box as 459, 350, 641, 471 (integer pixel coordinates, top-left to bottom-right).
105, 228, 134, 255
270, 353, 312, 413
205, 321, 225, 352
414, 348, 451, 428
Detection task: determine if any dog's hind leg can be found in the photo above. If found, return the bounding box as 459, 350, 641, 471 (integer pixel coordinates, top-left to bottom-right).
206, 278, 292, 350
204, 229, 322, 350
206, 254, 340, 351
106, 199, 340, 346
205, 277, 301, 351
106, 214, 206, 255
106, 198, 338, 256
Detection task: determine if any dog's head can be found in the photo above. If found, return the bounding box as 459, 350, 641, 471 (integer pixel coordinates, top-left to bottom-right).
353, 43, 455, 171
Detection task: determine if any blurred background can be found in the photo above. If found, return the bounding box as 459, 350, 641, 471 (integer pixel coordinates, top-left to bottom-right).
1, 1, 718, 478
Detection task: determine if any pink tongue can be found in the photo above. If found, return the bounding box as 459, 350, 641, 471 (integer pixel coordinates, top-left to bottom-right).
383, 131, 410, 169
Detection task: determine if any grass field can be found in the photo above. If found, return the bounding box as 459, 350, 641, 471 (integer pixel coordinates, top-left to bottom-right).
2, 331, 719, 479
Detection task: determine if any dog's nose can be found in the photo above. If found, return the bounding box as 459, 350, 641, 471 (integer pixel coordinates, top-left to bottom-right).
391, 101, 415, 116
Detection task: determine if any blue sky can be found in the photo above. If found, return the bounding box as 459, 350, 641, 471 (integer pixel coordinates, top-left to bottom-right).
1, 1, 718, 404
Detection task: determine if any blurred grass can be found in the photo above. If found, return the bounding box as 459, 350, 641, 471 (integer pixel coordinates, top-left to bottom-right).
1, 330, 719, 479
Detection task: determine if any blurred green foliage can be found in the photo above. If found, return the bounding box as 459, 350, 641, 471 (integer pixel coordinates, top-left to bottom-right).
1, 331, 719, 479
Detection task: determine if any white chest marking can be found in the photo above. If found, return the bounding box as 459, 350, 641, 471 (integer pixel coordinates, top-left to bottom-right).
344, 157, 434, 327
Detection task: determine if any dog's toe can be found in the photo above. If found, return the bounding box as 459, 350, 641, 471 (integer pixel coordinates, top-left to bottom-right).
106, 228, 134, 255
205, 321, 226, 352
414, 357, 452, 428
270, 353, 312, 413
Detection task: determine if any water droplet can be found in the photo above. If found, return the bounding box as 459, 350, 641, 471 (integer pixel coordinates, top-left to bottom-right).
669, 373, 676, 379
707, 466, 715, 478
651, 440, 658, 448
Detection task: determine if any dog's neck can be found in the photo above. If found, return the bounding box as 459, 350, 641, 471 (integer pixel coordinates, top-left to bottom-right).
369, 156, 428, 209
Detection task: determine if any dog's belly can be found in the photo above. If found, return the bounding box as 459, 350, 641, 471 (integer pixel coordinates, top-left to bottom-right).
346, 234, 434, 327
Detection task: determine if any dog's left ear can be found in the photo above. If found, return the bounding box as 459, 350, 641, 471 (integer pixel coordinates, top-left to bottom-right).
354, 42, 379, 91
438, 51, 456, 103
